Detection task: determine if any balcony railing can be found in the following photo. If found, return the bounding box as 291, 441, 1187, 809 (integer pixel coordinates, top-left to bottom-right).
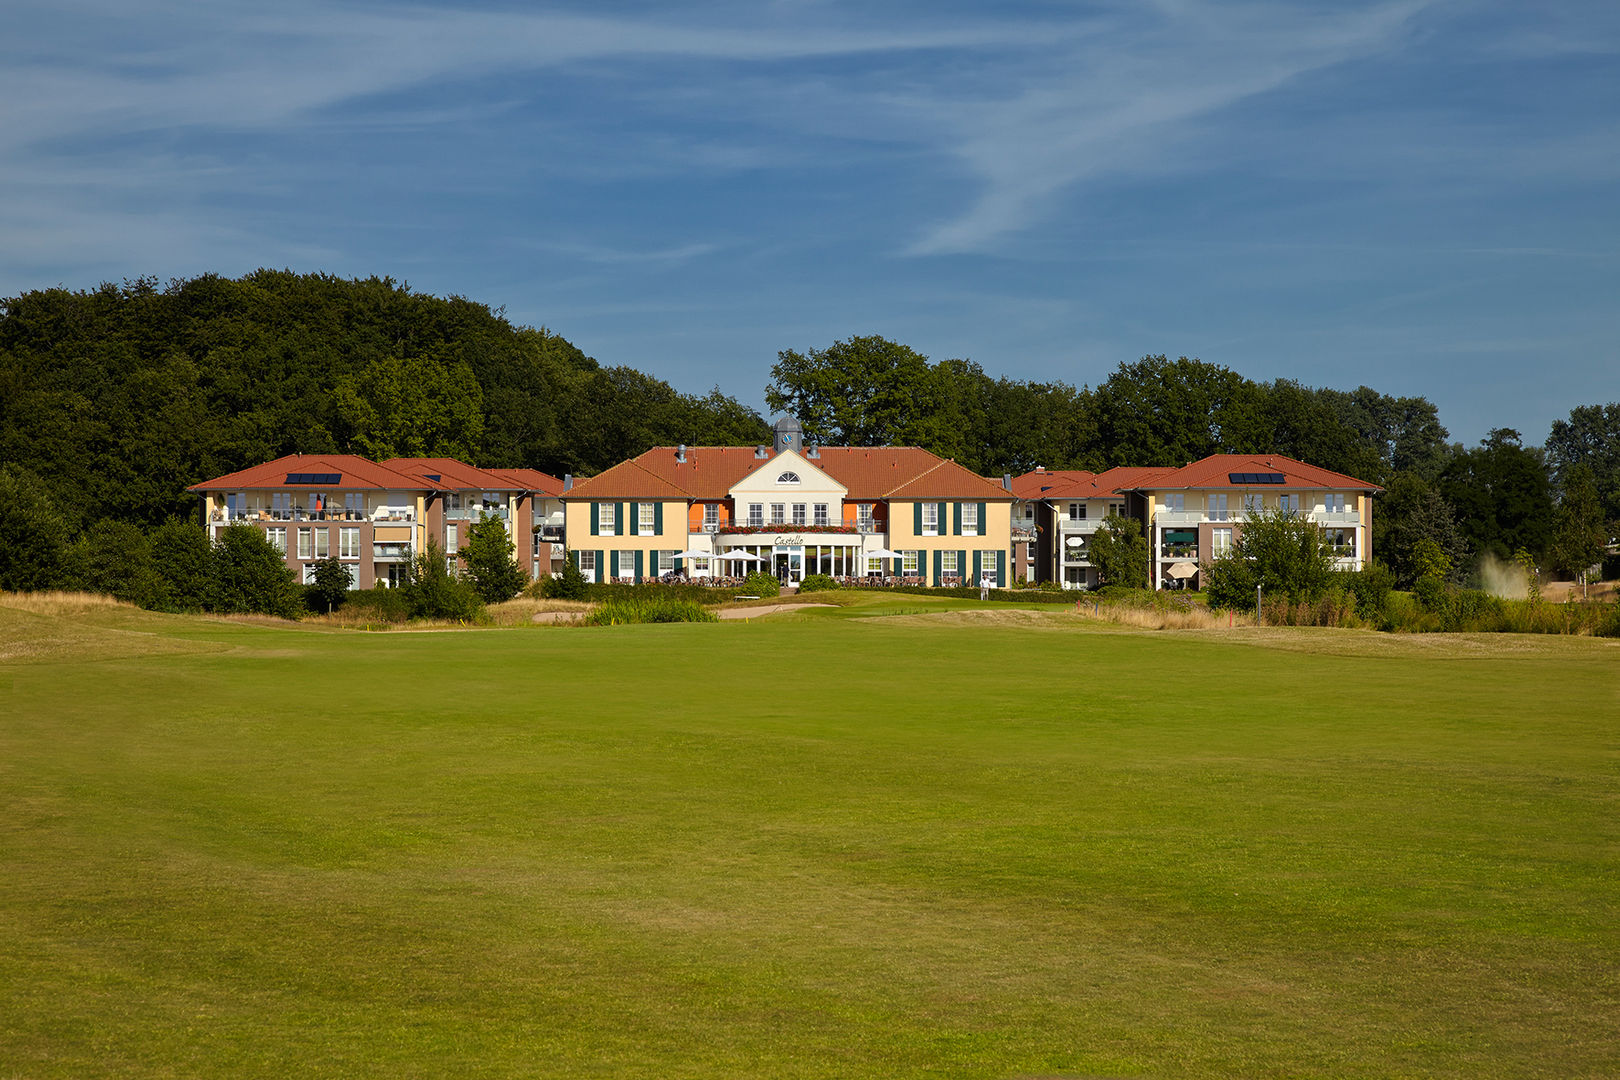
212, 507, 412, 523
1160, 545, 1199, 560
372, 543, 413, 561
446, 506, 509, 522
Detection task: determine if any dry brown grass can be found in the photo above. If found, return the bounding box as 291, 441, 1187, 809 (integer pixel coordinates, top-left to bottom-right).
0, 592, 228, 664
1078, 603, 1254, 631
0, 590, 130, 616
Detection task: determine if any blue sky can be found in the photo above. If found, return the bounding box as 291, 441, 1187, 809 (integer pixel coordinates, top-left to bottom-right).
4, 0, 1616, 446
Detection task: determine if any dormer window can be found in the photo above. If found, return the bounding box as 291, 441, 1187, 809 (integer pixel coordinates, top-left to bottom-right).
776, 471, 801, 485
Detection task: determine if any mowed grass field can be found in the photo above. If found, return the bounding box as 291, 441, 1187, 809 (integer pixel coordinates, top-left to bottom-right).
1, 595, 1617, 1078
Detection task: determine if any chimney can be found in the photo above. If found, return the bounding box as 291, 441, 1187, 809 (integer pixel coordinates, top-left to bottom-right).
676, 444, 687, 463
1035, 465, 1045, 473
1003, 473, 1012, 491
563, 474, 573, 491
806, 443, 819, 459
754, 445, 768, 459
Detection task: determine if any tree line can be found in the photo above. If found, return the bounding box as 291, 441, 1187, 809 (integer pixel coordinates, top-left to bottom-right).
1, 273, 1615, 599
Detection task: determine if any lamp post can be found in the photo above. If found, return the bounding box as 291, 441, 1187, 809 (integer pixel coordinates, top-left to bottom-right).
1256, 583, 1263, 627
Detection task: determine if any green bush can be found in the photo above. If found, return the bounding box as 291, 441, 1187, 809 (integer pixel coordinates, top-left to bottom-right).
209, 523, 304, 618
1338, 563, 1394, 620
401, 542, 484, 622
797, 573, 841, 593
1412, 575, 1447, 613
581, 582, 727, 604
343, 584, 412, 623
537, 555, 590, 601
582, 598, 719, 625
739, 571, 781, 598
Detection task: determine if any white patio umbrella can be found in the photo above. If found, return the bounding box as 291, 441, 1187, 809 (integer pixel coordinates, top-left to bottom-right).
865, 547, 900, 560
1065, 535, 1086, 547
721, 550, 761, 562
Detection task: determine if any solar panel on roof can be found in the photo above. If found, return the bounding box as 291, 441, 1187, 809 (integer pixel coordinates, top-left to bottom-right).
426, 474, 441, 482
284, 472, 341, 485
1229, 472, 1286, 484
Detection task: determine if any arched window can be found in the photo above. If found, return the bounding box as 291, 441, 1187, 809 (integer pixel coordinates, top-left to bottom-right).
776, 471, 801, 484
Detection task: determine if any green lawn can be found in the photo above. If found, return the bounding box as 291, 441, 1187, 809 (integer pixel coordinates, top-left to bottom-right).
2, 597, 1617, 1078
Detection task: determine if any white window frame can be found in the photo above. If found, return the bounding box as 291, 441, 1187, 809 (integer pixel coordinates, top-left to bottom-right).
704, 503, 719, 529
1243, 493, 1264, 515
598, 503, 616, 536
941, 550, 959, 573
639, 502, 655, 535
1325, 493, 1345, 512
922, 502, 939, 536
579, 550, 597, 578
297, 527, 313, 559
792, 503, 807, 526
1209, 493, 1229, 521
980, 550, 997, 576
267, 527, 287, 554
748, 503, 764, 527
770, 503, 786, 525
866, 555, 885, 575
1068, 502, 1085, 521
1212, 527, 1233, 554
617, 551, 636, 578
813, 503, 829, 526
903, 550, 919, 574
1164, 493, 1185, 512
446, 523, 459, 553
657, 550, 675, 575
339, 527, 360, 560
313, 529, 329, 558
1279, 494, 1299, 513
776, 472, 801, 485
857, 503, 874, 531
962, 502, 979, 536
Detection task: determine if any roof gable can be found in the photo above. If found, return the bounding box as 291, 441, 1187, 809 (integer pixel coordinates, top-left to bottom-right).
188, 454, 425, 492
727, 448, 848, 497
1139, 454, 1380, 492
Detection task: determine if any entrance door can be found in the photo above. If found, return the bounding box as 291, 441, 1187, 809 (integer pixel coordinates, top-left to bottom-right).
773, 552, 790, 583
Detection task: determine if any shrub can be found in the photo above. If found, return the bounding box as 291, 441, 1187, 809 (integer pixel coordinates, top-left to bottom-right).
582, 598, 718, 625
1339, 562, 1394, 620
462, 513, 526, 603
147, 519, 212, 612
342, 584, 412, 623
538, 554, 590, 601
209, 523, 304, 618
400, 541, 484, 621
0, 464, 72, 591
739, 571, 781, 598
307, 555, 352, 613
797, 573, 841, 593
1412, 575, 1448, 613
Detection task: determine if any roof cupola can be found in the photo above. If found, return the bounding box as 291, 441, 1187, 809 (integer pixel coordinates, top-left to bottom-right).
773, 415, 803, 455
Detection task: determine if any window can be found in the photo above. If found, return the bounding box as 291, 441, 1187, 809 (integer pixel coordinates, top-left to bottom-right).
618, 551, 636, 578
598, 503, 616, 535
446, 523, 458, 553
267, 527, 287, 554
1325, 493, 1346, 513
1211, 527, 1233, 554
1164, 493, 1185, 512
814, 503, 829, 526
1022, 503, 1035, 520
225, 492, 244, 519
922, 502, 939, 535
579, 550, 597, 577
866, 555, 885, 574
903, 550, 919, 574
1209, 493, 1229, 521
1324, 528, 1356, 556
962, 502, 979, 536
481, 492, 504, 517
297, 528, 313, 559
271, 492, 292, 520
639, 502, 655, 535
792, 503, 806, 526
313, 529, 329, 558
941, 550, 959, 573
1279, 494, 1299, 513
1108, 502, 1125, 518
771, 503, 786, 525
1242, 493, 1264, 515
345, 492, 365, 518
857, 503, 874, 531
980, 550, 997, 576
748, 503, 764, 527
1068, 503, 1086, 521
776, 471, 801, 484
339, 527, 360, 559
704, 503, 719, 530
303, 564, 320, 585
658, 550, 674, 575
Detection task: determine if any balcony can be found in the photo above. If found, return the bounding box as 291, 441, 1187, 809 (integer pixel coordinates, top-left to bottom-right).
1160, 544, 1199, 560
1312, 510, 1361, 525
446, 506, 509, 522
537, 525, 564, 542
212, 507, 403, 524
372, 543, 414, 561
1154, 510, 1206, 526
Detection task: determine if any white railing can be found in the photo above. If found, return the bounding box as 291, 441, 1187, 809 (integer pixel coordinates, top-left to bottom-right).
1312, 510, 1361, 525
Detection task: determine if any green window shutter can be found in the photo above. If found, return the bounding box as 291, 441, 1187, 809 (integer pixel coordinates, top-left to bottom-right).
953, 502, 962, 535
977, 502, 987, 535
589, 503, 599, 536
940, 503, 949, 535
569, 549, 580, 568
634, 550, 645, 582
996, 549, 1006, 587
618, 503, 627, 534
595, 550, 604, 583
932, 549, 943, 586
959, 550, 968, 584
893, 556, 902, 577
969, 549, 980, 586
607, 549, 617, 580
913, 501, 922, 533
654, 502, 664, 534
674, 555, 683, 573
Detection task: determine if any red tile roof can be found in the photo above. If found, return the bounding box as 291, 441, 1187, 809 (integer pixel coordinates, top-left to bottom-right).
564, 445, 1013, 502
1012, 466, 1176, 500
1010, 469, 1095, 499
384, 457, 563, 494
1133, 454, 1381, 492
188, 454, 424, 492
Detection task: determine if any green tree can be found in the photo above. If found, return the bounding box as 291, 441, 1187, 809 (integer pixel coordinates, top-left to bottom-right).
1439, 429, 1554, 562
461, 513, 526, 604
209, 523, 303, 618
765, 336, 950, 449
1091, 356, 1268, 467
1088, 514, 1148, 589
1377, 472, 1469, 587
1546, 403, 1620, 523
1546, 464, 1606, 582
1204, 507, 1336, 611
308, 555, 353, 613
148, 518, 213, 611
401, 541, 483, 621
1409, 537, 1452, 583
0, 465, 71, 591
68, 519, 165, 606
